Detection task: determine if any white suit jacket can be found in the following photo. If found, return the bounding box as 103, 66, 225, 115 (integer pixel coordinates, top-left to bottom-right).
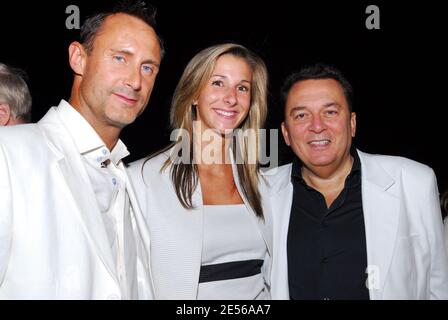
0, 103, 154, 299
127, 149, 273, 299
264, 150, 448, 300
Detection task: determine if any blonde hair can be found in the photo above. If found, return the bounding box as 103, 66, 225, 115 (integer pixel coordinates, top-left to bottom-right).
158, 43, 268, 218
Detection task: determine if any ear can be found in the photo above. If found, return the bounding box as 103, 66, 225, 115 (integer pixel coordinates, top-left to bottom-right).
68, 41, 87, 76
0, 103, 11, 126
281, 121, 291, 146
350, 112, 357, 137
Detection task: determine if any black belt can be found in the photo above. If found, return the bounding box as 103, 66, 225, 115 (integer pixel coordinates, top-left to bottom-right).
199, 259, 263, 283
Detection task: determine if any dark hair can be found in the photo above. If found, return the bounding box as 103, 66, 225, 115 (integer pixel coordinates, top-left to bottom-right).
441, 190, 448, 218
80, 0, 164, 57
280, 63, 354, 112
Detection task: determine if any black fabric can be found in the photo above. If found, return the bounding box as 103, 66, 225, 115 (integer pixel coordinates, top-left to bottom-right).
199, 259, 263, 283
287, 149, 370, 300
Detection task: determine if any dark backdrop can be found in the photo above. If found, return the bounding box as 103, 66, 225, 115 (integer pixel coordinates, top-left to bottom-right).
1, 1, 446, 193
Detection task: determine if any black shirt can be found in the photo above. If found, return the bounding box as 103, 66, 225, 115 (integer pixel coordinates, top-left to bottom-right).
287, 149, 369, 300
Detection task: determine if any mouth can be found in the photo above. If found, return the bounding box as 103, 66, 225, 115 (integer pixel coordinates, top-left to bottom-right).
308, 139, 331, 147
113, 93, 138, 105
213, 108, 239, 120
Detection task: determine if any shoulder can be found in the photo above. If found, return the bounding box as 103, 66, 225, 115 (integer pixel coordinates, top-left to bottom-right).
128, 150, 171, 186
260, 163, 292, 192
0, 124, 49, 157
358, 150, 435, 182
0, 124, 42, 145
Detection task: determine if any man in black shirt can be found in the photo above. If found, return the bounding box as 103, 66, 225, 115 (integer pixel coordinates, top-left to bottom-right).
265, 64, 448, 299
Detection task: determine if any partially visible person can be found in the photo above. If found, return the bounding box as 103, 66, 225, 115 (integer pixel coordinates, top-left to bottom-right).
266, 63, 448, 299
0, 63, 32, 125
442, 190, 448, 218
128, 43, 272, 299
442, 190, 448, 254
0, 0, 163, 299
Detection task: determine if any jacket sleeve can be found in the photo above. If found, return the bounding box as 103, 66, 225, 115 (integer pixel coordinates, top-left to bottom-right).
425, 169, 448, 299
0, 144, 13, 285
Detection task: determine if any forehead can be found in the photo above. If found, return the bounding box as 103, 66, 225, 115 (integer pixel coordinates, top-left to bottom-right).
286, 79, 347, 107
212, 54, 252, 78
92, 13, 160, 59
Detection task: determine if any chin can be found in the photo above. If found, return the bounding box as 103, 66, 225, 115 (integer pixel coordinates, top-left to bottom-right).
107, 113, 137, 128
309, 156, 336, 167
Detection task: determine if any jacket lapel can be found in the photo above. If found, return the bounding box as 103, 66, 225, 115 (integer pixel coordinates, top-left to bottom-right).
38, 109, 118, 284
268, 164, 293, 299
123, 165, 155, 298
358, 150, 400, 300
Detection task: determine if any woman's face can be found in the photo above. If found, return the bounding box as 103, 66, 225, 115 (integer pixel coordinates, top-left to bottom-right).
194, 54, 253, 135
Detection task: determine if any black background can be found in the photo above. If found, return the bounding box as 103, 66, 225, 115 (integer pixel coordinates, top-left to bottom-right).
1, 1, 446, 194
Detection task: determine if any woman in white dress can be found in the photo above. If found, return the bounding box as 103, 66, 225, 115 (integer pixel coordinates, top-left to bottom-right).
128, 43, 272, 299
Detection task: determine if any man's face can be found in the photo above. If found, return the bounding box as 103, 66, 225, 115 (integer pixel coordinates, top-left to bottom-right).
282, 79, 356, 171
77, 13, 161, 129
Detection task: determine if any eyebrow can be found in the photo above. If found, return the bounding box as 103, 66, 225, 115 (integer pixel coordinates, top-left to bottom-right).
212, 74, 251, 84
323, 102, 342, 108
288, 102, 342, 116
289, 106, 306, 116
110, 49, 160, 68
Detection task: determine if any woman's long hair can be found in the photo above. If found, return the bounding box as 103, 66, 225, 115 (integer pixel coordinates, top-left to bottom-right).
148, 43, 268, 218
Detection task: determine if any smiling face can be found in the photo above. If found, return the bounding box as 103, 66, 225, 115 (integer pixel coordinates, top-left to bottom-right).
194, 54, 253, 135
282, 79, 356, 173
70, 13, 161, 131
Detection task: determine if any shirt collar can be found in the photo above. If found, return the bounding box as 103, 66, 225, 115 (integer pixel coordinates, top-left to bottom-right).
56, 100, 130, 165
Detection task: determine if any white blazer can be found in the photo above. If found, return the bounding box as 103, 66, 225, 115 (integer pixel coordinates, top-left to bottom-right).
127, 148, 273, 299
265, 150, 448, 300
0, 104, 154, 299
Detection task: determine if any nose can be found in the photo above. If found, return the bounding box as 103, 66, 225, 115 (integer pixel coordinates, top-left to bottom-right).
223, 87, 237, 106
309, 114, 326, 133
124, 66, 142, 91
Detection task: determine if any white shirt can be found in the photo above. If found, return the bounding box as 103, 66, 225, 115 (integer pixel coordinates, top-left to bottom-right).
57, 100, 137, 299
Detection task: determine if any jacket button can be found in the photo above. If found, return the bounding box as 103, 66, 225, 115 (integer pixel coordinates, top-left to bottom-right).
107, 294, 120, 300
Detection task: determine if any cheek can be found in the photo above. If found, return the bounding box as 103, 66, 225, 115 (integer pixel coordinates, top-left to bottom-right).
239, 95, 251, 113
289, 126, 307, 145
198, 90, 219, 108
327, 121, 348, 135
142, 79, 156, 96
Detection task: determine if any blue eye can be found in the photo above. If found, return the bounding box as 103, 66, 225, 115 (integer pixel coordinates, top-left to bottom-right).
113, 55, 125, 63
142, 65, 153, 74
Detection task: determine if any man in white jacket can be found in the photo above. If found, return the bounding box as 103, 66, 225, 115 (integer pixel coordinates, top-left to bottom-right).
267, 63, 448, 300
0, 1, 162, 299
